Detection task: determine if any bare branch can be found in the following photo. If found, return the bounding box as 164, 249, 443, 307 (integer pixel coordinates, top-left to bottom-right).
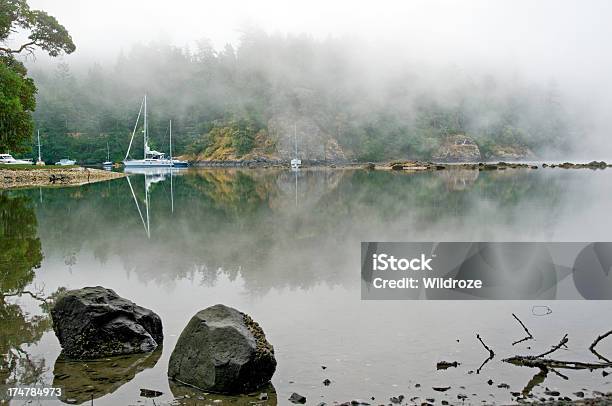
476, 333, 495, 358
476, 333, 495, 374
590, 329, 612, 363
511, 313, 534, 346
536, 334, 568, 358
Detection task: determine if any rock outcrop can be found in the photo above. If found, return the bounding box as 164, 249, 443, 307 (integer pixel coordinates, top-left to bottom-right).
488, 145, 535, 160
51, 286, 163, 359
432, 135, 481, 162
268, 116, 347, 161
168, 304, 276, 394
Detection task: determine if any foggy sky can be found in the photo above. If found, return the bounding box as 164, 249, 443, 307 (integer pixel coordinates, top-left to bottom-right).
27, 0, 612, 80
21, 0, 612, 157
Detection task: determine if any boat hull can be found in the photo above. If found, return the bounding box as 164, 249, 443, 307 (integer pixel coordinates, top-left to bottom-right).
3, 160, 33, 165
172, 160, 189, 167
123, 159, 173, 168
55, 159, 76, 166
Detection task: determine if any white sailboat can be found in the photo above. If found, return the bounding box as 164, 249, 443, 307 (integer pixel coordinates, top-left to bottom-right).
290, 123, 302, 170
123, 95, 173, 168
103, 142, 112, 167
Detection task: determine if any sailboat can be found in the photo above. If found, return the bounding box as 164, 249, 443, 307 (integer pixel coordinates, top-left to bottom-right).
102, 141, 113, 167
168, 120, 189, 167
123, 95, 173, 168
290, 123, 302, 170
103, 142, 112, 167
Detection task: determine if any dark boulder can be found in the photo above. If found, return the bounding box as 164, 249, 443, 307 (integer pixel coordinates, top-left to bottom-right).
289, 392, 307, 404
168, 304, 276, 394
51, 286, 163, 359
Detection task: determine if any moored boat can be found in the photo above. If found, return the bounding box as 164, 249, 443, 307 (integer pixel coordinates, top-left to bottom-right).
123, 95, 173, 168
0, 153, 33, 165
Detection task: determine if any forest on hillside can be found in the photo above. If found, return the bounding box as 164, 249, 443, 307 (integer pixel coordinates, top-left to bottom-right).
26, 30, 574, 163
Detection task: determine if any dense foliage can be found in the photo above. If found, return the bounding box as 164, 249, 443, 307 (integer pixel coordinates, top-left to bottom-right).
28, 31, 573, 163
0, 56, 35, 152
0, 0, 75, 154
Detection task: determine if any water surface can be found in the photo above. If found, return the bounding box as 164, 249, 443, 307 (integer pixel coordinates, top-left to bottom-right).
1, 167, 612, 405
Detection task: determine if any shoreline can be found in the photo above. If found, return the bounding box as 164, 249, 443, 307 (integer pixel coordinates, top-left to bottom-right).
0, 166, 125, 189
2, 159, 609, 189
192, 159, 610, 171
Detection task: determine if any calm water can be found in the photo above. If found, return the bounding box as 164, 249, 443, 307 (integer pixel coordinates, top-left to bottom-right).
1, 167, 612, 405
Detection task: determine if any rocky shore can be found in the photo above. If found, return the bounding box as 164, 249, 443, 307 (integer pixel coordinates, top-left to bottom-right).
382, 160, 610, 171
193, 158, 611, 172
0, 166, 125, 189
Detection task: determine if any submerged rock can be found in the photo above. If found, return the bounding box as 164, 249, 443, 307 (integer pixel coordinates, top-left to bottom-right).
289, 392, 307, 404
51, 286, 163, 359
168, 304, 276, 394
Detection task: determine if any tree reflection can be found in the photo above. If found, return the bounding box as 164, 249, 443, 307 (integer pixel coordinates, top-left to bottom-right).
0, 193, 49, 396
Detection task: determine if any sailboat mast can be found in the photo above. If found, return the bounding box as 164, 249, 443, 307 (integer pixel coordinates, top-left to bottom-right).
124, 96, 145, 160
37, 130, 41, 162
294, 123, 297, 157
169, 120, 173, 161
107, 141, 110, 161
143, 94, 148, 159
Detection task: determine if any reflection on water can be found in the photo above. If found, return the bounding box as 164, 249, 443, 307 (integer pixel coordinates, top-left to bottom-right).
53, 350, 162, 404
0, 194, 50, 398
1, 168, 612, 405
170, 381, 277, 405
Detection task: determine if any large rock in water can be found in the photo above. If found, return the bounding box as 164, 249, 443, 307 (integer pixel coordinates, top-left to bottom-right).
168, 304, 276, 394
51, 286, 163, 359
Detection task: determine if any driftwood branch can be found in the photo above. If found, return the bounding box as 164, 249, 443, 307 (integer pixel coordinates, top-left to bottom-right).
504, 334, 612, 371
511, 313, 534, 346
477, 334, 495, 358
535, 334, 568, 358
589, 329, 612, 363
476, 333, 495, 374
505, 356, 612, 370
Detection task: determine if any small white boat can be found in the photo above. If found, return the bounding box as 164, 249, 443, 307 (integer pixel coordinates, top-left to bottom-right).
123, 95, 173, 168
55, 158, 76, 166
290, 124, 301, 170
103, 142, 112, 167
0, 153, 33, 165
291, 158, 302, 169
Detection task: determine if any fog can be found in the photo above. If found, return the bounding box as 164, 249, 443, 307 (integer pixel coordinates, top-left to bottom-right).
28, 0, 612, 78
20, 0, 612, 158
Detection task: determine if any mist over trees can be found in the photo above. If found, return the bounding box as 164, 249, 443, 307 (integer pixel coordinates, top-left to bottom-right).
27, 30, 574, 163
